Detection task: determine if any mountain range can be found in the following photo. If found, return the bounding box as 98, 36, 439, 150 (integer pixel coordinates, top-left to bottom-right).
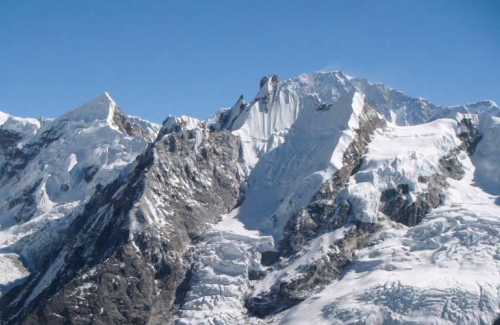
0, 71, 499, 325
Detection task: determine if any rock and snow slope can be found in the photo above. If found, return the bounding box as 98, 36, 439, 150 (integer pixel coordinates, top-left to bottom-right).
0, 71, 499, 325
0, 93, 159, 296
278, 117, 500, 325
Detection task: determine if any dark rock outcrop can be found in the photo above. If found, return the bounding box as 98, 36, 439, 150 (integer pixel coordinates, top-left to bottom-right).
315, 103, 333, 112
0, 127, 47, 223
260, 251, 280, 267
246, 223, 379, 317
8, 179, 43, 224
112, 107, 154, 141
257, 74, 280, 113
457, 118, 483, 155
82, 165, 99, 183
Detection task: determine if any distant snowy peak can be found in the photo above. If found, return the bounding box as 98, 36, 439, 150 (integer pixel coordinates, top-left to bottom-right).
207, 71, 418, 134
434, 99, 500, 120
162, 115, 203, 134
252, 71, 499, 127
281, 71, 434, 126
0, 110, 42, 136
451, 99, 498, 113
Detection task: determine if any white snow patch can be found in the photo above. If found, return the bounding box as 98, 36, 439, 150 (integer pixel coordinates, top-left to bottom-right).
67, 153, 78, 172
355, 118, 460, 192
0, 254, 30, 297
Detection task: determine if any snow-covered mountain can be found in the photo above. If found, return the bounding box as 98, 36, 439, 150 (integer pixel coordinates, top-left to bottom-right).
0, 72, 499, 325
0, 93, 159, 296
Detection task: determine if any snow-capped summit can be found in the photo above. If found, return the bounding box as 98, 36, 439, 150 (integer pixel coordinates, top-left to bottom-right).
59, 92, 116, 123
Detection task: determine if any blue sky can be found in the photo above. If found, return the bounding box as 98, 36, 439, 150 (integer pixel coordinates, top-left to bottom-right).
1, 1, 499, 123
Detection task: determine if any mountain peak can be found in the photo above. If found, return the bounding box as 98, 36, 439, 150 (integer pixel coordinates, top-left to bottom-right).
101, 91, 113, 101
60, 92, 116, 123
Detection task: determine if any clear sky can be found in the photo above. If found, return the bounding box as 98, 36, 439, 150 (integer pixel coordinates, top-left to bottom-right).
1, 1, 499, 123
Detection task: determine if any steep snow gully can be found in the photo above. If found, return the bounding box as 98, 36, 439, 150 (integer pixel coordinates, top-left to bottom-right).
0, 71, 499, 325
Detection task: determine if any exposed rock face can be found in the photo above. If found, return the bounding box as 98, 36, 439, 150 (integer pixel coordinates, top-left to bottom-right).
8, 179, 43, 224
457, 118, 483, 155
0, 132, 61, 223
260, 251, 280, 266
0, 118, 242, 324
0, 129, 23, 151
0, 133, 40, 185
256, 74, 279, 113
113, 106, 156, 141
247, 222, 379, 317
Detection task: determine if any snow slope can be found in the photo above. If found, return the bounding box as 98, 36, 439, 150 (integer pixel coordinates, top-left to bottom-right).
215, 74, 385, 239
232, 90, 370, 238
472, 115, 500, 195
